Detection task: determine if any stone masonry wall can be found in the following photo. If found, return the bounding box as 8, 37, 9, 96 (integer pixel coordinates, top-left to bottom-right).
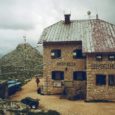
43, 42, 86, 95
86, 54, 115, 101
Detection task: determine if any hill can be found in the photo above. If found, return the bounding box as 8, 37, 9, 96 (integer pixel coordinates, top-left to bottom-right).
0, 43, 43, 80
0, 54, 3, 58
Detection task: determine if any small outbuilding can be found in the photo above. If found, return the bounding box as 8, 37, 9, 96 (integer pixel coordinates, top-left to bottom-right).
0, 80, 8, 99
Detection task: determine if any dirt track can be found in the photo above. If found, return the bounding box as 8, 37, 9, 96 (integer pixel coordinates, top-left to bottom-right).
10, 78, 115, 115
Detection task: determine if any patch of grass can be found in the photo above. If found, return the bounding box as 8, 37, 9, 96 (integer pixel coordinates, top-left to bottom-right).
8, 109, 60, 115
0, 110, 4, 115
28, 110, 60, 115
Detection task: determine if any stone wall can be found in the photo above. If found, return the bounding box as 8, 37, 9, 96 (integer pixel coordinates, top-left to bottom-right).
43, 42, 86, 95
43, 42, 115, 101
86, 54, 115, 101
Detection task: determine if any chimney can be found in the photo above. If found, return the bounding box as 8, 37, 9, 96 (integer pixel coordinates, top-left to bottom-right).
64, 14, 71, 24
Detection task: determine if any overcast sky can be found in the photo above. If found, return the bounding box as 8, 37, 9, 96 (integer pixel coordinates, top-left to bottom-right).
0, 0, 115, 55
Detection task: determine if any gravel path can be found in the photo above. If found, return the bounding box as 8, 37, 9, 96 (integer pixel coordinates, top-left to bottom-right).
10, 78, 115, 115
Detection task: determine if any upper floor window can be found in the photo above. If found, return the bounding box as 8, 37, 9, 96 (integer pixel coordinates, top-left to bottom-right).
52, 71, 64, 80
51, 49, 61, 59
108, 75, 115, 86
108, 54, 115, 61
95, 54, 102, 61
73, 49, 84, 59
73, 71, 86, 81
96, 74, 106, 86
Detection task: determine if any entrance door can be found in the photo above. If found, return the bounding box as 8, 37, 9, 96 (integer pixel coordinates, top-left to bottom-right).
73, 71, 87, 99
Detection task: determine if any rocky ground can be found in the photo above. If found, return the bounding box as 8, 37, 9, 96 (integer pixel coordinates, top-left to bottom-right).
10, 78, 115, 115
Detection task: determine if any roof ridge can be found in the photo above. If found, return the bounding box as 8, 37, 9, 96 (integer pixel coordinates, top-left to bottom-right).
44, 19, 115, 30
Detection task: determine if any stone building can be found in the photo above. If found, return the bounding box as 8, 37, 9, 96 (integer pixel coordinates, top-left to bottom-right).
39, 14, 115, 101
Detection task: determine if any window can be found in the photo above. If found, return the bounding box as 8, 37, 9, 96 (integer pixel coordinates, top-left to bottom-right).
73, 49, 84, 59
73, 71, 86, 81
52, 71, 64, 80
51, 49, 61, 59
96, 55, 102, 61
96, 74, 106, 85
108, 75, 115, 86
108, 54, 115, 61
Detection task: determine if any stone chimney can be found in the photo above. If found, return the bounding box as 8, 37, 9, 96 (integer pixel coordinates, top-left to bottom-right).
64, 14, 71, 24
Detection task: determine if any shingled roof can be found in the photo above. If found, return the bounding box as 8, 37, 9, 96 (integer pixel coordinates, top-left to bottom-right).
39, 19, 115, 53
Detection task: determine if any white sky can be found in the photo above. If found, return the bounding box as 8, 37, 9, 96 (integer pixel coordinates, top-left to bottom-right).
0, 0, 115, 55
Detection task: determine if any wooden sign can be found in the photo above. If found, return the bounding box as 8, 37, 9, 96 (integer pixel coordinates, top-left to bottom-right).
57, 62, 76, 66
53, 81, 62, 87
91, 63, 115, 69
64, 81, 73, 88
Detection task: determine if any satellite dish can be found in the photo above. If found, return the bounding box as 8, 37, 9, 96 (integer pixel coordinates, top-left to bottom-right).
87, 11, 91, 16
87, 11, 91, 19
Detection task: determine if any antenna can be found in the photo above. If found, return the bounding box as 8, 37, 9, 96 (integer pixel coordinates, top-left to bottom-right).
95, 6, 99, 19
23, 35, 26, 44
96, 14, 99, 19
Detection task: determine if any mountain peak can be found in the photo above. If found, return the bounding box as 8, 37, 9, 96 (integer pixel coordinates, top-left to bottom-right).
16, 43, 32, 50
0, 43, 43, 70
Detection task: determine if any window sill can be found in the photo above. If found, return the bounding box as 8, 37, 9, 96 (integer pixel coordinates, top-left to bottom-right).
73, 58, 85, 59
51, 57, 62, 59
108, 85, 115, 87
96, 85, 106, 86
